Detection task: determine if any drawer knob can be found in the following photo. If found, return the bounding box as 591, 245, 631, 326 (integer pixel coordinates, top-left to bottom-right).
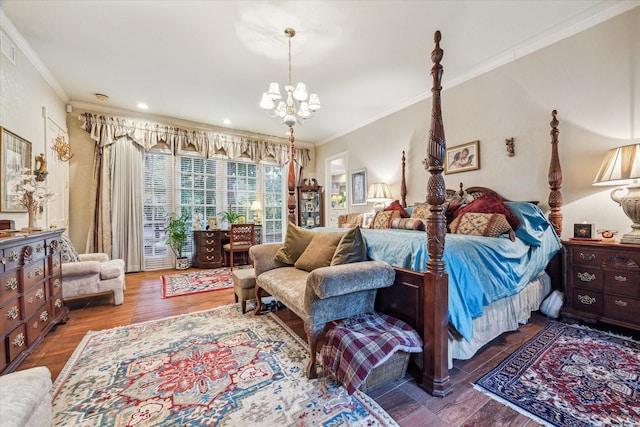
36, 289, 45, 299
40, 310, 49, 322
614, 275, 627, 282
206, 256, 215, 261
579, 252, 596, 261
206, 248, 215, 253
205, 240, 215, 244
6, 306, 19, 320
32, 321, 39, 329
28, 297, 34, 304
614, 299, 628, 307
1, 257, 5, 265
54, 278, 61, 288
36, 243, 44, 252
8, 251, 18, 262
35, 266, 44, 276
577, 272, 596, 282
12, 333, 25, 348
53, 260, 60, 268
578, 294, 596, 305
5, 277, 18, 291
55, 299, 62, 308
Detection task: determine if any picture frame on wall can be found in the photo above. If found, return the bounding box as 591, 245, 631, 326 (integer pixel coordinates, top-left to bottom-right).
0, 127, 32, 212
350, 168, 367, 206
445, 140, 480, 174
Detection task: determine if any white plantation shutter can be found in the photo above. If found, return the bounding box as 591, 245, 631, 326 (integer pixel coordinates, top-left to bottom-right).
225, 161, 257, 223
262, 165, 284, 243
143, 152, 174, 270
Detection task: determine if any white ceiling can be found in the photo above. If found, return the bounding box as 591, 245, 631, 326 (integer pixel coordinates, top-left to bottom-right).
1, 1, 636, 145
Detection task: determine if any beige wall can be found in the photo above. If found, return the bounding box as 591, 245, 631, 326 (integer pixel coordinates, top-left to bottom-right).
0, 24, 67, 230
317, 8, 640, 240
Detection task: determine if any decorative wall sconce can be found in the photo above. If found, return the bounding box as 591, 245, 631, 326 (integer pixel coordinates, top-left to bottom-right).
51, 135, 74, 162
505, 138, 515, 157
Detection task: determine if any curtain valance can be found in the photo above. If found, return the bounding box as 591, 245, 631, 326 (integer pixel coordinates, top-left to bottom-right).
79, 113, 310, 167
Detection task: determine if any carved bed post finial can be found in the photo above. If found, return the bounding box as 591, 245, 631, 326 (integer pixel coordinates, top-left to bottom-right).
548, 110, 563, 236
423, 30, 452, 398
401, 151, 407, 208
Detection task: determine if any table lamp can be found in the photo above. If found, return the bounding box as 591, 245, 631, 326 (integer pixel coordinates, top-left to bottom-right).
250, 201, 262, 225
366, 182, 392, 212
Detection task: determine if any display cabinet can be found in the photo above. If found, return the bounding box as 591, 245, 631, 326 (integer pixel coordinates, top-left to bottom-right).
298, 178, 323, 229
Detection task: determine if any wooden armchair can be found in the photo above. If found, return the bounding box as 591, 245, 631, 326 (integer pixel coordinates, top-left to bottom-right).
223, 223, 255, 270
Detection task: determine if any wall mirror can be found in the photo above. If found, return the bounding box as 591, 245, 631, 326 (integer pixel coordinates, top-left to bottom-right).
0, 127, 32, 212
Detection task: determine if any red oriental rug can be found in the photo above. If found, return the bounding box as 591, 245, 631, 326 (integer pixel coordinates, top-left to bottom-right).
474, 321, 640, 427
161, 267, 241, 298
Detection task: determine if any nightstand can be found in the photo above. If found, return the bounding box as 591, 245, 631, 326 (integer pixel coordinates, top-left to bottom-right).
562, 240, 640, 331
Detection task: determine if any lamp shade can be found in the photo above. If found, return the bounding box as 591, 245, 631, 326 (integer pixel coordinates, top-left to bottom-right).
593, 143, 640, 186
250, 201, 262, 211
366, 182, 392, 202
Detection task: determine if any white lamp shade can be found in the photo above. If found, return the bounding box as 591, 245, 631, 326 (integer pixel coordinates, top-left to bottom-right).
267, 82, 281, 100
275, 101, 286, 118
250, 201, 262, 211
367, 182, 392, 201
293, 83, 308, 101
308, 94, 321, 110
298, 102, 311, 118
259, 93, 274, 110
593, 143, 640, 186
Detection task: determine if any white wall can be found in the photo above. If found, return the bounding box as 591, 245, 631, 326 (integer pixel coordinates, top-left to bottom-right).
317, 8, 640, 241
0, 17, 67, 230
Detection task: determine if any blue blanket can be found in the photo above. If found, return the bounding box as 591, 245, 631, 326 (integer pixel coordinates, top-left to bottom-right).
328, 202, 562, 341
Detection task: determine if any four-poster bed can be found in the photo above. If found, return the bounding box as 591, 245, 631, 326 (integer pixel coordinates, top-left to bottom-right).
287, 32, 563, 397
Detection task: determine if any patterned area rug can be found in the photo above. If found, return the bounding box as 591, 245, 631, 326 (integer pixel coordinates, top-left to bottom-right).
52, 304, 398, 426
475, 321, 640, 427
161, 267, 239, 298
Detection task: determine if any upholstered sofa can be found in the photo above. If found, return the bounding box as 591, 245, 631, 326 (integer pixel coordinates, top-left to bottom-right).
0, 366, 52, 427
250, 224, 396, 378
60, 235, 126, 306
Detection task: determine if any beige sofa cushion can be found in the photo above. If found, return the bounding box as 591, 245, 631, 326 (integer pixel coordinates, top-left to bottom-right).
275, 223, 315, 265
295, 231, 345, 272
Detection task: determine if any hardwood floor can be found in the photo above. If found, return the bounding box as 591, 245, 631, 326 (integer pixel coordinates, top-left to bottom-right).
18, 268, 552, 426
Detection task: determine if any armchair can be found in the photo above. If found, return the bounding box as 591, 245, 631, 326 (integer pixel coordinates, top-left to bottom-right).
60, 235, 126, 306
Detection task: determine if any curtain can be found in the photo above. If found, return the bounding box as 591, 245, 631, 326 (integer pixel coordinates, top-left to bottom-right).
111, 137, 144, 272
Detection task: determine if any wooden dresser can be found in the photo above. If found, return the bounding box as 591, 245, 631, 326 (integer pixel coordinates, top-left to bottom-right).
192, 227, 262, 268
562, 240, 639, 331
1, 229, 68, 374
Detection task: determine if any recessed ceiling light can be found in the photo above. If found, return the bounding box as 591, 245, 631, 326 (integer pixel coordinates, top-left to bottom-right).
223, 119, 231, 125
137, 103, 149, 110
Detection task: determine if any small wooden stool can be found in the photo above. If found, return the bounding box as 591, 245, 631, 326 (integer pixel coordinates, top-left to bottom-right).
232, 268, 256, 314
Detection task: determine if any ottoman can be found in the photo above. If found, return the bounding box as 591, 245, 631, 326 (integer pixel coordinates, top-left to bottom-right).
233, 268, 256, 313
0, 366, 52, 427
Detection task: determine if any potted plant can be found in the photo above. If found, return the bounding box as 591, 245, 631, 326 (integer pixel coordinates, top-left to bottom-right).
217, 211, 243, 228
165, 213, 190, 270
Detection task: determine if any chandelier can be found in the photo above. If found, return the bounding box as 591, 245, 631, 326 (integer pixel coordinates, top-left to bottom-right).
259, 28, 321, 127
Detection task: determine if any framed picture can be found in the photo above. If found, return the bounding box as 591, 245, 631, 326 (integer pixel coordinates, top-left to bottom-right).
1, 127, 32, 212
350, 168, 367, 206
445, 140, 480, 174
362, 212, 375, 228
207, 216, 219, 230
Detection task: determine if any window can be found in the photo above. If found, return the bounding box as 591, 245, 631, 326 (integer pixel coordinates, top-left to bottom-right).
142, 152, 285, 270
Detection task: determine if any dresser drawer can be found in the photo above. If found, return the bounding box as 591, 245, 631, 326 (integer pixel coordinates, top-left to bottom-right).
2, 244, 22, 272
570, 287, 603, 313
604, 270, 640, 298
7, 323, 27, 363
49, 252, 62, 277
570, 247, 608, 267
22, 283, 47, 319
22, 259, 46, 290
571, 267, 603, 291
1, 298, 22, 334
26, 307, 51, 346
50, 295, 65, 320
0, 270, 20, 306
49, 275, 63, 300
603, 295, 640, 325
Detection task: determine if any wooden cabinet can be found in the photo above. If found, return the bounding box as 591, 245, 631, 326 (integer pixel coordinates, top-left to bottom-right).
563, 240, 640, 331
1, 229, 68, 374
193, 230, 225, 268
298, 179, 323, 229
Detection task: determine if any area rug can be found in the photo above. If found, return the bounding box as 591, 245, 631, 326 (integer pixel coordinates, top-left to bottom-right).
474, 321, 640, 427
161, 267, 238, 298
51, 304, 398, 426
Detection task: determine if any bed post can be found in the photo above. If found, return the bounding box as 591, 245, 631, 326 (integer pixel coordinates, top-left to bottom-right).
422, 30, 452, 397
548, 110, 563, 236
401, 150, 407, 208
287, 127, 297, 224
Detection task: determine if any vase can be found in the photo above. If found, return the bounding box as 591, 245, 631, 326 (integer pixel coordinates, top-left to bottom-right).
27, 206, 39, 230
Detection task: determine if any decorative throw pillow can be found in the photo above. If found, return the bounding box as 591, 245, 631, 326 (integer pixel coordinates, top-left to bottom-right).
410, 202, 430, 220
60, 234, 80, 263
390, 218, 425, 231
295, 231, 345, 272
274, 223, 316, 265
371, 210, 400, 229
384, 200, 410, 218
331, 226, 367, 265
449, 212, 515, 241
453, 192, 521, 231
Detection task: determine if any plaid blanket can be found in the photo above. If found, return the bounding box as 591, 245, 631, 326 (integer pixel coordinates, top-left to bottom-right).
321, 312, 423, 395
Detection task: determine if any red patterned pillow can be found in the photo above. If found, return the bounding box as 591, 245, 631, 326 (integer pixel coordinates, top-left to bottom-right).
371, 210, 401, 229
384, 200, 410, 218
410, 202, 430, 220
449, 212, 515, 241
453, 192, 521, 230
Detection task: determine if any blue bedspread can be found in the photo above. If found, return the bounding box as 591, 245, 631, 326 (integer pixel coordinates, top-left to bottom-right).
325, 202, 562, 341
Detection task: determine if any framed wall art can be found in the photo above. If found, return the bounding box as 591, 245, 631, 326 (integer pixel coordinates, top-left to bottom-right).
350, 168, 367, 206
445, 140, 480, 174
1, 127, 32, 212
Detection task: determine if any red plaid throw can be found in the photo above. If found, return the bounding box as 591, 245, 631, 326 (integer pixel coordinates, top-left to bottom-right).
321, 312, 423, 395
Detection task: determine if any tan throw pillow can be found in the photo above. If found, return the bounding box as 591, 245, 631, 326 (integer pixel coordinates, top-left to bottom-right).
274, 222, 316, 265
331, 226, 367, 265
371, 210, 400, 229
390, 218, 425, 231
410, 202, 431, 220
449, 212, 515, 241
295, 231, 345, 272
